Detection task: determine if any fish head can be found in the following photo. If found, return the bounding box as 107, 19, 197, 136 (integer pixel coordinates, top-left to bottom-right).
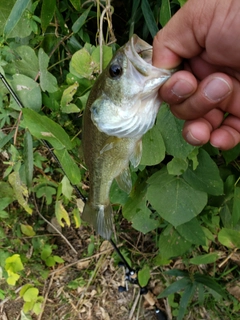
90, 34, 177, 138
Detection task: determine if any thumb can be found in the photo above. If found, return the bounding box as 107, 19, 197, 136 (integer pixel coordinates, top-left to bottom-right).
152, 0, 216, 68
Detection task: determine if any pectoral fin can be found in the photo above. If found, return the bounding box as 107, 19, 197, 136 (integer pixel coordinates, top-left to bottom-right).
130, 139, 142, 168
100, 136, 120, 155
115, 167, 132, 194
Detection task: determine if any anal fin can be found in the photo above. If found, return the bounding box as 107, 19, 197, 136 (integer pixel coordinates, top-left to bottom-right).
82, 201, 113, 239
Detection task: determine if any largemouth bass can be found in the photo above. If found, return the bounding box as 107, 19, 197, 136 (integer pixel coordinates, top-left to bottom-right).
82, 35, 176, 239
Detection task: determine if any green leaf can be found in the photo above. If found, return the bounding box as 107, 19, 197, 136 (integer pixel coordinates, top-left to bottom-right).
10, 74, 42, 112
176, 218, 206, 246
3, 0, 31, 37
91, 45, 113, 70
183, 149, 223, 196
70, 47, 98, 79
72, 5, 92, 33
158, 226, 192, 260
160, 0, 171, 27
36, 186, 56, 205
9, 46, 39, 79
41, 0, 56, 32
55, 200, 70, 227
0, 210, 9, 218
178, 283, 196, 320
194, 273, 226, 298
8, 171, 32, 214
23, 130, 33, 188
20, 224, 36, 237
222, 144, 240, 164
131, 206, 159, 234
189, 252, 219, 265
141, 0, 158, 37
54, 149, 81, 185
158, 277, 191, 298
60, 82, 80, 113
5, 254, 24, 273
218, 228, 240, 249
72, 208, 81, 228
147, 168, 207, 227
233, 186, 240, 225
138, 265, 151, 287
140, 125, 165, 166
61, 176, 73, 200
69, 0, 81, 11
53, 255, 64, 263
32, 301, 43, 315
157, 105, 195, 158
22, 108, 73, 150
38, 48, 58, 93
167, 157, 188, 176
23, 288, 39, 302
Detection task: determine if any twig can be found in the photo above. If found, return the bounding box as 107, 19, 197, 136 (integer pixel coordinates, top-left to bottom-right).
128, 287, 140, 320
32, 195, 78, 255
37, 273, 55, 320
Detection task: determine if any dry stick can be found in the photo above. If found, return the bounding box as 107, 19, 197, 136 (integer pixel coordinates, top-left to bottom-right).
37, 273, 55, 320
128, 287, 140, 320
32, 195, 78, 255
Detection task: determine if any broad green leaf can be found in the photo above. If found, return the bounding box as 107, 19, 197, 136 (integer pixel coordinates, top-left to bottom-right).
10, 74, 42, 112
0, 182, 15, 201
0, 131, 15, 149
138, 265, 151, 287
178, 0, 188, 6
160, 0, 171, 27
233, 186, 240, 225
23, 300, 35, 314
3, 0, 31, 38
8, 171, 32, 214
140, 125, 165, 166
38, 48, 58, 93
36, 186, 56, 205
32, 301, 43, 315
22, 108, 73, 150
6, 270, 20, 285
23, 288, 39, 302
131, 206, 159, 234
0, 196, 14, 211
41, 245, 52, 261
110, 179, 130, 205
218, 228, 240, 249
61, 176, 73, 200
183, 149, 223, 196
70, 48, 98, 79
53, 255, 64, 263
20, 284, 34, 297
5, 254, 24, 273
41, 0, 56, 32
60, 82, 80, 113
8, 46, 39, 79
222, 144, 240, 164
92, 45, 113, 70
23, 130, 33, 188
54, 149, 81, 185
147, 168, 207, 227
141, 0, 158, 37
158, 226, 192, 260
55, 200, 70, 227
72, 5, 92, 33
0, 210, 9, 218
176, 218, 206, 245
158, 277, 191, 298
167, 157, 188, 176
123, 181, 147, 221
189, 252, 219, 265
20, 224, 36, 237
157, 105, 195, 158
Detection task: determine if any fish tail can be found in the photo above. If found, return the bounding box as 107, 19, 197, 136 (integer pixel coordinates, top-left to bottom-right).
82, 202, 113, 240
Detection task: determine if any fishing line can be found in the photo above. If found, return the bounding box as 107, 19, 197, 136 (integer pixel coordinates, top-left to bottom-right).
0, 73, 167, 319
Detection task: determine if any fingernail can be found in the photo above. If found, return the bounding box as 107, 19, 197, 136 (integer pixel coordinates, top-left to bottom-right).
171, 80, 195, 98
186, 131, 202, 146
203, 77, 231, 102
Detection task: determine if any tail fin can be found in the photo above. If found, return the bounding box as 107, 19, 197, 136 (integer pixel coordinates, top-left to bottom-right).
82, 202, 113, 239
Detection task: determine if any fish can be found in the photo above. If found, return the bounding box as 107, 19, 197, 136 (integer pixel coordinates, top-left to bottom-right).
82, 34, 176, 239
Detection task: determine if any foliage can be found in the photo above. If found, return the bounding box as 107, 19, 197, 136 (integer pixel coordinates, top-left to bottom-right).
0, 0, 240, 319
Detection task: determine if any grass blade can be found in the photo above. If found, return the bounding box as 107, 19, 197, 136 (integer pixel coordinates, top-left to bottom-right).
141, 0, 158, 37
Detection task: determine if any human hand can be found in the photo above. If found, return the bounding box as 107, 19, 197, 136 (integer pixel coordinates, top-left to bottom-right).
153, 0, 240, 150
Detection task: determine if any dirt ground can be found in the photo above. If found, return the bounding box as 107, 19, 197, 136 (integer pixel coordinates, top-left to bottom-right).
0, 224, 168, 320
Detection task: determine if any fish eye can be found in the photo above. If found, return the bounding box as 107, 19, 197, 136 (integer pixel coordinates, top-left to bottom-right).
109, 64, 122, 78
